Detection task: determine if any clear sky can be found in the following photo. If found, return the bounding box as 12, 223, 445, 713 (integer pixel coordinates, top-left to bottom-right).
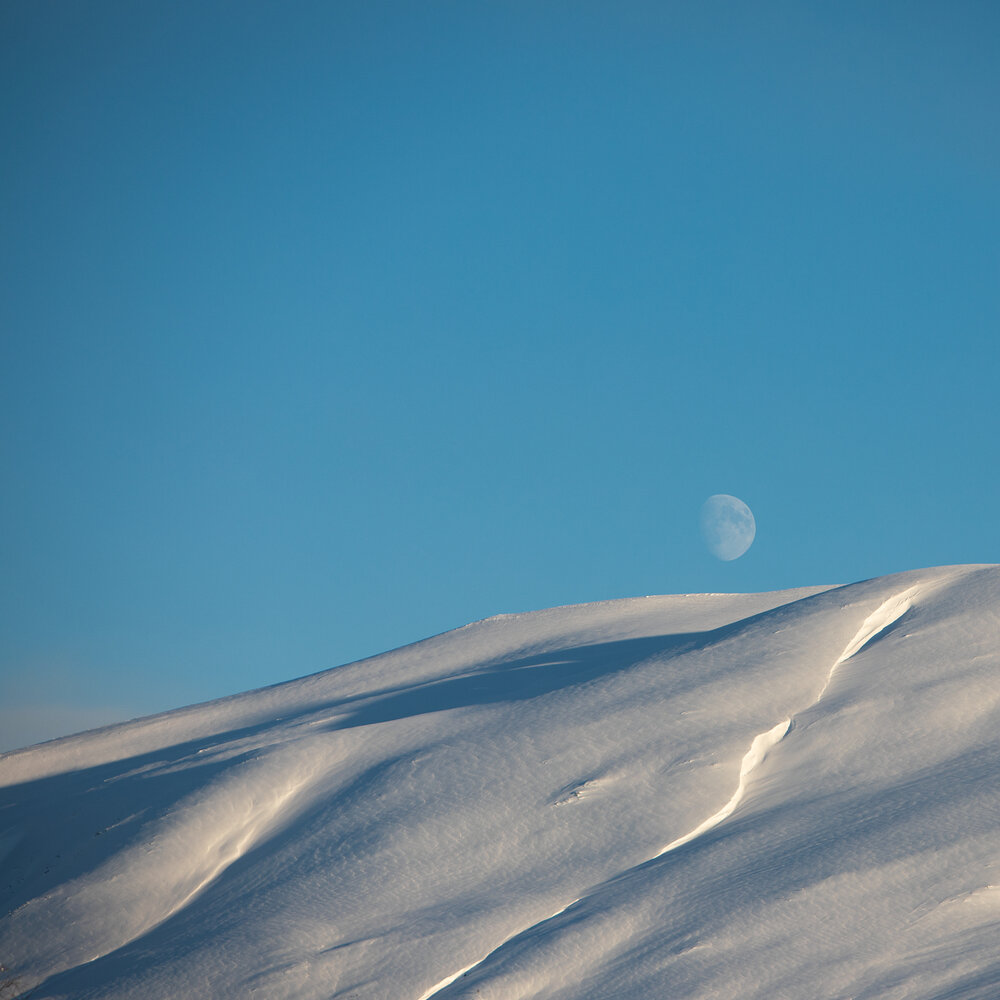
2, 1, 998, 751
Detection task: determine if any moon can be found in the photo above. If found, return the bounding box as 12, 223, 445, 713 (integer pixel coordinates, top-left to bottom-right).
700, 494, 756, 561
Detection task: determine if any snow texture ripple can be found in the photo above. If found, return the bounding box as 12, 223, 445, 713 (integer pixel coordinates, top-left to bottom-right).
1, 565, 998, 1000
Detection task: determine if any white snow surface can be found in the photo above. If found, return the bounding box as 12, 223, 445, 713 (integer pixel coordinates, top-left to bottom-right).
2, 565, 1000, 999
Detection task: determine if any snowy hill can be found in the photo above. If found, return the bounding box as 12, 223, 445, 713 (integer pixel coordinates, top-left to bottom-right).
2, 565, 999, 1000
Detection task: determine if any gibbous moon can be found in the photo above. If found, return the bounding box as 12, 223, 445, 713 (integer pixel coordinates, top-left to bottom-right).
700, 494, 756, 561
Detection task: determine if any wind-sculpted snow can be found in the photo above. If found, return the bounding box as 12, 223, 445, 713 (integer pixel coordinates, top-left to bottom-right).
1, 566, 998, 999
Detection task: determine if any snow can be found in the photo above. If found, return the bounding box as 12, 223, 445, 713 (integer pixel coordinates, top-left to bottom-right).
1, 565, 998, 999
655, 716, 791, 856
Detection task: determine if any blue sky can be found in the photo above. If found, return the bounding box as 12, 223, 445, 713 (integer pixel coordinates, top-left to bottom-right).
2, 1, 998, 750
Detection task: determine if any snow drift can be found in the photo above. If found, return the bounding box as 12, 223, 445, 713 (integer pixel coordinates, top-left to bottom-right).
2, 565, 999, 999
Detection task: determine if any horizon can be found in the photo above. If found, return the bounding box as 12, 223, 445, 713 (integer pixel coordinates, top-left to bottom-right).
2, 1, 999, 751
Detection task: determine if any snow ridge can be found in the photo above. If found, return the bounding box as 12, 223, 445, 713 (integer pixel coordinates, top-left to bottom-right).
654, 718, 791, 857
417, 898, 583, 1000
652, 585, 921, 862
418, 585, 926, 999
416, 962, 480, 1000
415, 713, 798, 1000
815, 585, 918, 703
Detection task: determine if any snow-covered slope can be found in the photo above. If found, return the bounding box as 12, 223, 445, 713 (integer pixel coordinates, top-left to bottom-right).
2, 565, 999, 1000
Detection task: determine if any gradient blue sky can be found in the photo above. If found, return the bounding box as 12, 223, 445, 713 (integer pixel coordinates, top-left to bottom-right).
2, 1, 998, 750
